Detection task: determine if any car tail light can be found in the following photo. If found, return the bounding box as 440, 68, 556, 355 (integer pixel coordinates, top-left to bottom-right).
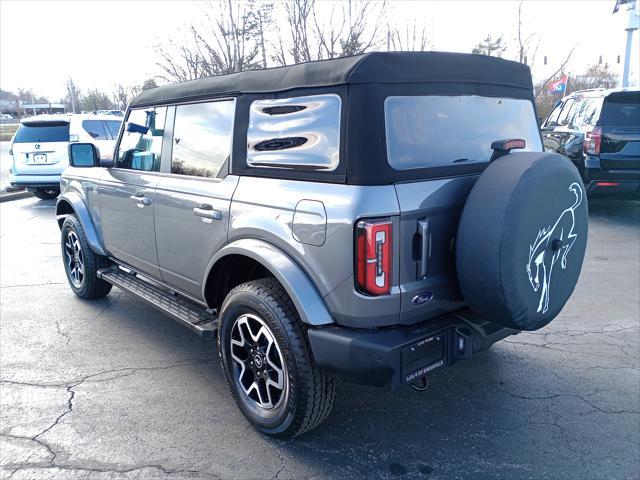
596, 181, 619, 187
355, 219, 392, 296
69, 134, 79, 143
584, 127, 602, 155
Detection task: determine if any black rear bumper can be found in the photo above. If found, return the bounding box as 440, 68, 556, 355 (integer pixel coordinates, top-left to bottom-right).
583, 155, 640, 196
307, 310, 517, 391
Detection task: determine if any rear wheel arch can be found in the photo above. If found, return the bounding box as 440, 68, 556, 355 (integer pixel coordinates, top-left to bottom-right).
203, 239, 334, 326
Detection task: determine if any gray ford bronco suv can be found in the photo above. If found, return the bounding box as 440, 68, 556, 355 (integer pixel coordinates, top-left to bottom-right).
57, 52, 588, 438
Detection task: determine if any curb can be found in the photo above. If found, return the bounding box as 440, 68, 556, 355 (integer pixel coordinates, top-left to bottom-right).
0, 190, 33, 203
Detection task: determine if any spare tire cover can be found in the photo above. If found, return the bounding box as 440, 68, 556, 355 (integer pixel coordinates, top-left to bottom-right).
456, 152, 588, 331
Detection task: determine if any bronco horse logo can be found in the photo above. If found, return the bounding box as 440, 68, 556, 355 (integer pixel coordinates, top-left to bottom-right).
526, 182, 583, 314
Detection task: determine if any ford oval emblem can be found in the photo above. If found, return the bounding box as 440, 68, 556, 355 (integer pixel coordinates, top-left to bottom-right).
412, 292, 433, 305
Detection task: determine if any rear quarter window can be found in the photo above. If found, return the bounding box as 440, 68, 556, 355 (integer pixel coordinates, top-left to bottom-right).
247, 94, 341, 171
13, 123, 70, 143
385, 95, 542, 170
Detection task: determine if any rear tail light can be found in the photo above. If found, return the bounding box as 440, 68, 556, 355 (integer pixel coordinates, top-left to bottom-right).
584, 127, 602, 155
355, 218, 392, 296
69, 134, 79, 143
596, 181, 619, 187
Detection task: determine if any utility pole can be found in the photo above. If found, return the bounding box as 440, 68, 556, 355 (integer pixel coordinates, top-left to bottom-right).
622, 0, 639, 87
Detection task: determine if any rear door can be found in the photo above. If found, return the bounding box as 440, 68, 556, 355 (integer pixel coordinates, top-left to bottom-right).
541, 97, 587, 162
11, 120, 70, 175
98, 106, 167, 279
154, 100, 237, 300
384, 95, 543, 325
599, 91, 640, 171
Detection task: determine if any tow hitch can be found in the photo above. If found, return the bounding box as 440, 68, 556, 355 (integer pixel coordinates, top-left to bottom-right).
410, 377, 429, 392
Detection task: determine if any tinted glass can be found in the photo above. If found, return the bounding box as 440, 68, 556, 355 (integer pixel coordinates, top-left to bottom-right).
14, 123, 69, 143
171, 100, 234, 178
544, 102, 563, 127
385, 96, 543, 170
574, 97, 603, 127
116, 107, 167, 172
602, 93, 640, 126
105, 120, 122, 139
82, 120, 108, 140
556, 98, 576, 126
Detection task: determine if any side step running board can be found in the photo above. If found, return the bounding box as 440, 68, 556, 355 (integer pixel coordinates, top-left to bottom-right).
97, 266, 217, 337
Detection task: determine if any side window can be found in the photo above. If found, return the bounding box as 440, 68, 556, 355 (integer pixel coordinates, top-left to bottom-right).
575, 98, 602, 127
116, 107, 167, 172
170, 100, 234, 178
105, 120, 122, 139
544, 101, 563, 127
556, 98, 576, 126
247, 94, 341, 171
82, 120, 109, 140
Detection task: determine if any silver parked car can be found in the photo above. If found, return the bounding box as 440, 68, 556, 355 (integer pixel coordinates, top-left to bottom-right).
10, 114, 122, 199
56, 52, 588, 438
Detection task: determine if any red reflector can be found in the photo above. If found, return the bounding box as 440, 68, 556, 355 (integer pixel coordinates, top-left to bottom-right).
596, 182, 619, 187
355, 219, 392, 296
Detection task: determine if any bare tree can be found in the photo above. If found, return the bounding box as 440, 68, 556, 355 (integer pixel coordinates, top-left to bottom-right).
274, 0, 386, 66
386, 20, 428, 52
113, 84, 131, 110
534, 45, 577, 99
516, 1, 539, 65
155, 0, 266, 82
472, 34, 507, 57
65, 78, 81, 113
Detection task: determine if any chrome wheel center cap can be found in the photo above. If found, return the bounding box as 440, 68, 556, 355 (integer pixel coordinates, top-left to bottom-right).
253, 354, 263, 368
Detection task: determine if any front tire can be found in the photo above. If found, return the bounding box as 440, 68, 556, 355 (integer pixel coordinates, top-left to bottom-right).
61, 215, 112, 299
32, 187, 60, 200
218, 278, 337, 438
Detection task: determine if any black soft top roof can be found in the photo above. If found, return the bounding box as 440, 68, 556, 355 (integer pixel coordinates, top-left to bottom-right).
130, 51, 533, 108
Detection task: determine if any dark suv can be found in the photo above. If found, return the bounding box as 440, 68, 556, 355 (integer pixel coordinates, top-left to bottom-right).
56, 52, 589, 437
541, 88, 640, 195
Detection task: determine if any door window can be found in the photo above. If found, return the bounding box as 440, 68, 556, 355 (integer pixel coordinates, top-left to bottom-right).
105, 120, 122, 139
82, 120, 109, 140
170, 100, 235, 178
556, 98, 576, 126
116, 107, 167, 172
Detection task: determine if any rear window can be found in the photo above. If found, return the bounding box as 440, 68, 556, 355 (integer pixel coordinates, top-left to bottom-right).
385, 95, 543, 170
14, 122, 70, 143
602, 93, 640, 126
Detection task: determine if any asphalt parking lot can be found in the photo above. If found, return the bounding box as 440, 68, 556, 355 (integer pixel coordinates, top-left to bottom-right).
0, 195, 638, 480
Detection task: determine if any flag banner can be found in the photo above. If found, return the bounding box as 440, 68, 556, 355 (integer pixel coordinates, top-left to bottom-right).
548, 75, 569, 93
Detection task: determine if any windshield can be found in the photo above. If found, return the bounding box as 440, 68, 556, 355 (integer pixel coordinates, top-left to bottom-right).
14, 122, 70, 143
385, 95, 542, 170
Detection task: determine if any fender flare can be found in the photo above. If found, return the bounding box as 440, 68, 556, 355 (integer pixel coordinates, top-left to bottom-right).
204, 238, 334, 326
56, 192, 108, 257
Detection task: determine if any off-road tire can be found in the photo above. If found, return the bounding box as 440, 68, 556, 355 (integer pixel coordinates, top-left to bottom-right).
32, 187, 60, 200
61, 214, 112, 299
218, 278, 337, 438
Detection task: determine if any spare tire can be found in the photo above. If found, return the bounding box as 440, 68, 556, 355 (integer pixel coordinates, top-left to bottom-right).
456, 152, 588, 331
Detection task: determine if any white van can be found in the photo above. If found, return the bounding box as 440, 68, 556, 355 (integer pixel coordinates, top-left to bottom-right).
10, 114, 122, 199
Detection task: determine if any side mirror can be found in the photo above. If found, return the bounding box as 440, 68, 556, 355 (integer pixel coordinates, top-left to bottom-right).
69, 143, 100, 167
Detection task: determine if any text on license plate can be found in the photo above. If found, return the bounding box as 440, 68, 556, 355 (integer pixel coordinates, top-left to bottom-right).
32, 154, 48, 163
